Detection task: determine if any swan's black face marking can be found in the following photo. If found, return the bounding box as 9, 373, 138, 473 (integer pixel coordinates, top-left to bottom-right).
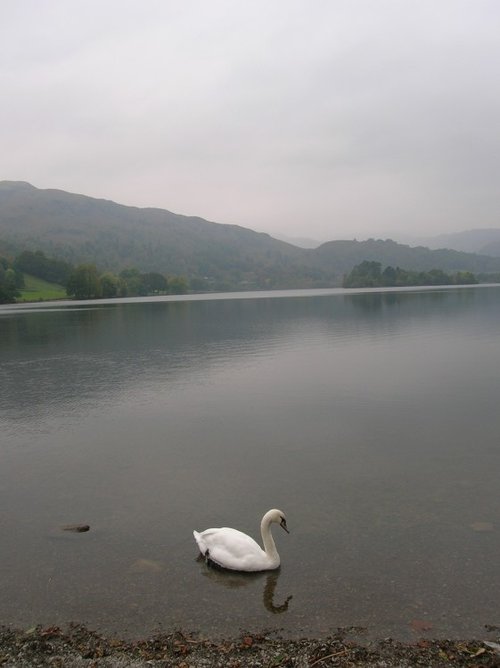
280, 517, 290, 533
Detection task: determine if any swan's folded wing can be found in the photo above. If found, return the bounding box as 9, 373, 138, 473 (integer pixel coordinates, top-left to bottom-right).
198, 527, 265, 571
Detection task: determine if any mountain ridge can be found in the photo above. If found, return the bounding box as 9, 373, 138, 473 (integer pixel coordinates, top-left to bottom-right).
2, 181, 500, 288
394, 228, 500, 256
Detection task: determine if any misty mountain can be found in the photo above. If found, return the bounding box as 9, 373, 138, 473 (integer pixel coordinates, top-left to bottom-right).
395, 229, 500, 256
0, 181, 311, 287
311, 238, 500, 274
2, 181, 500, 287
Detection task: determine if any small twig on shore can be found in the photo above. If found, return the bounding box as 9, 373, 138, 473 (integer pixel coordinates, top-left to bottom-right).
309, 648, 349, 667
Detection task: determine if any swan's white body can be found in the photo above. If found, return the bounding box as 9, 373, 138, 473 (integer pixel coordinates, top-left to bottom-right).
193, 508, 289, 572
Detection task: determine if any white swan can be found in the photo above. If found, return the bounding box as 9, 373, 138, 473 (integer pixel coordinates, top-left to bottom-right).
193, 508, 289, 572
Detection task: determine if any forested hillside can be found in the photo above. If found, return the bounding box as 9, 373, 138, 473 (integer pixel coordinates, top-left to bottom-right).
0, 181, 311, 289
312, 238, 500, 274
2, 181, 500, 290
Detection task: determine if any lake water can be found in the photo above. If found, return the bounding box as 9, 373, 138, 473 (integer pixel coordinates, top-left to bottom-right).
1, 286, 499, 640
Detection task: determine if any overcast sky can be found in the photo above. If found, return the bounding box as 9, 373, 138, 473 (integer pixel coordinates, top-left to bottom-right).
1, 1, 500, 242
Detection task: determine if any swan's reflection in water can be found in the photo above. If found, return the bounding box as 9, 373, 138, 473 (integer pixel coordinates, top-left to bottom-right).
196, 556, 292, 614
262, 571, 293, 613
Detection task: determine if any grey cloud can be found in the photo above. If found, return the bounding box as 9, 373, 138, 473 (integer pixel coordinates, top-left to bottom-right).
1, 0, 500, 240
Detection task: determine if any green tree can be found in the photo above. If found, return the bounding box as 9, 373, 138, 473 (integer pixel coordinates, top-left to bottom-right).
343, 261, 382, 287
381, 265, 397, 285
454, 271, 477, 285
141, 272, 168, 294
0, 258, 23, 303
66, 264, 101, 299
344, 262, 477, 288
100, 272, 119, 298
190, 277, 209, 292
168, 275, 189, 294
14, 250, 72, 284
119, 268, 143, 296
426, 269, 449, 285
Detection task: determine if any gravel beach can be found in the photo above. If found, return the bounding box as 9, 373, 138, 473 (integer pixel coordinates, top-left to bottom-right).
1, 624, 500, 667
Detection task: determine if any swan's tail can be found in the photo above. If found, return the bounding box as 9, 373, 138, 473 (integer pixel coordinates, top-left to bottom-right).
193, 530, 207, 555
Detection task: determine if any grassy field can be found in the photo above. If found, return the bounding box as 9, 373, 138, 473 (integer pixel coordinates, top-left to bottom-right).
18, 274, 67, 302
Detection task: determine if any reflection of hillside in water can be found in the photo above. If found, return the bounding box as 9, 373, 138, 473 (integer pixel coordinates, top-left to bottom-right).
346, 286, 477, 314
0, 288, 494, 417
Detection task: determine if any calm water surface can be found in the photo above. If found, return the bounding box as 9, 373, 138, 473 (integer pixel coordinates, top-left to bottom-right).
1, 286, 499, 639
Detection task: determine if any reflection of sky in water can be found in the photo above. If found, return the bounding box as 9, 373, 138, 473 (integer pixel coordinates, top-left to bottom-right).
0, 287, 499, 639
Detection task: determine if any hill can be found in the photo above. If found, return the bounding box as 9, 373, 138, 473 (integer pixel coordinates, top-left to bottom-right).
0, 181, 309, 288
2, 181, 500, 288
396, 229, 500, 256
311, 238, 500, 274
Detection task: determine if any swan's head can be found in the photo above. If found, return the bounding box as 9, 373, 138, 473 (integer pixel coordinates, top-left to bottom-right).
266, 508, 289, 534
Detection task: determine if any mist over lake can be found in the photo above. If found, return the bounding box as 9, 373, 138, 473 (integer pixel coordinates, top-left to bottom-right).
1, 286, 499, 639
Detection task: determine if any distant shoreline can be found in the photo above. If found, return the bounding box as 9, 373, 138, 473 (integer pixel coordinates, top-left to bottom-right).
3, 282, 500, 311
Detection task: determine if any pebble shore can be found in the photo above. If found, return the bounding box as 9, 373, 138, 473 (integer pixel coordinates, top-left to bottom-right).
1, 624, 500, 667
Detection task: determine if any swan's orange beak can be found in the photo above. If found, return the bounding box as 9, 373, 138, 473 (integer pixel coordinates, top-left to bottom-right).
280, 519, 290, 534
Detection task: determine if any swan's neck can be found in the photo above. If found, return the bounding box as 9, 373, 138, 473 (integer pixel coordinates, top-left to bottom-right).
260, 515, 278, 560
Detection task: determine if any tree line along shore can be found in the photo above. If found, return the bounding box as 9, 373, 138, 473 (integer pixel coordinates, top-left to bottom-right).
0, 250, 191, 303
2, 249, 497, 305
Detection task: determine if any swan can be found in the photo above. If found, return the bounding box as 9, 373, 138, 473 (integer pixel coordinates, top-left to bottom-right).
193, 508, 289, 572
